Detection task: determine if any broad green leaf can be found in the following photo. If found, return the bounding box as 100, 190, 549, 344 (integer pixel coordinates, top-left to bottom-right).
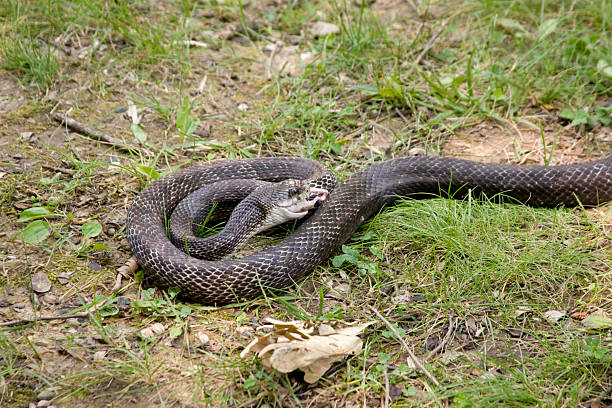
169, 325, 183, 339
179, 305, 192, 318
131, 123, 147, 144
99, 302, 119, 317
559, 108, 575, 120
22, 220, 51, 244
582, 313, 612, 329
332, 254, 350, 267
82, 220, 103, 239
18, 207, 51, 222
135, 165, 160, 181
168, 286, 181, 299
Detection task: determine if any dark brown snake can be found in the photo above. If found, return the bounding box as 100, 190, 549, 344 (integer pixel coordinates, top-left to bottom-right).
126, 156, 612, 304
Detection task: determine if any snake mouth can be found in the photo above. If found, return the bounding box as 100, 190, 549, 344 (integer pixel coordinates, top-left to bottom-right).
274, 187, 329, 222
282, 186, 329, 215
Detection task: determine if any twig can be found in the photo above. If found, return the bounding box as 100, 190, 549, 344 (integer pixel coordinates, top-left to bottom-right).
406, 20, 448, 76
337, 126, 366, 143
51, 112, 136, 152
425, 315, 456, 360
112, 256, 139, 292
41, 164, 74, 175
384, 367, 390, 408
370, 306, 441, 387
0, 311, 89, 328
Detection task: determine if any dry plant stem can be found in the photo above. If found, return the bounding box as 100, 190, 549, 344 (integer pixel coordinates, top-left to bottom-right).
0, 311, 89, 327
425, 315, 456, 360
41, 164, 74, 175
370, 306, 441, 387
384, 367, 390, 408
51, 112, 135, 152
406, 20, 448, 76
112, 256, 139, 292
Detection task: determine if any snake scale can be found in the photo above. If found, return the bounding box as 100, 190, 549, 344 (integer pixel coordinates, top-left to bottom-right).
126, 156, 612, 304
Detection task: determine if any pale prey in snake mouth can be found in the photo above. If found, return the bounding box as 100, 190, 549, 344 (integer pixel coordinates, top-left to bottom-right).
126, 156, 612, 305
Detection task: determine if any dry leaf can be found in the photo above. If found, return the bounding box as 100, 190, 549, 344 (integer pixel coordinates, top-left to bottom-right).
570, 311, 587, 320
56, 271, 73, 284
195, 331, 210, 348
268, 45, 317, 77
310, 22, 340, 37
544, 310, 566, 323
31, 271, 52, 293
515, 306, 531, 317
93, 350, 107, 361
241, 319, 373, 383
140, 322, 165, 339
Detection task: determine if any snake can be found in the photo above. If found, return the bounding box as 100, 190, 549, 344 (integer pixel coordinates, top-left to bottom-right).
126, 156, 612, 304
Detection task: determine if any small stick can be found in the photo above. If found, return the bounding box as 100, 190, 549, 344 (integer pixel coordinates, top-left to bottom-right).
425, 315, 456, 360
51, 112, 136, 152
370, 306, 441, 387
0, 311, 89, 328
406, 20, 448, 76
41, 164, 74, 175
384, 367, 390, 408
112, 256, 139, 292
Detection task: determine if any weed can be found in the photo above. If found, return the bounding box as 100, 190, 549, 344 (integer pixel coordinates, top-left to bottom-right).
0, 36, 59, 91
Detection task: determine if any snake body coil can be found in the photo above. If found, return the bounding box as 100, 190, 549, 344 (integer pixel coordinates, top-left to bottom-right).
126, 156, 612, 304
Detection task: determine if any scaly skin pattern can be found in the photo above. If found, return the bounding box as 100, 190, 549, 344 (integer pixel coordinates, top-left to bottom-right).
168, 179, 271, 260
126, 156, 612, 304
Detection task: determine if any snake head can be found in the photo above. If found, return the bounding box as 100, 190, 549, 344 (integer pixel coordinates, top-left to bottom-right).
254, 179, 328, 232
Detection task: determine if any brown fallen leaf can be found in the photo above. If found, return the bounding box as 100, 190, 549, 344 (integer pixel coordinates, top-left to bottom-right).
32, 271, 52, 293
570, 311, 587, 320
241, 318, 374, 383
140, 322, 165, 339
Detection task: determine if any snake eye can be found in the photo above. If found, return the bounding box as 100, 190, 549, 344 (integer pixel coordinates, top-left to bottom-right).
287, 186, 300, 197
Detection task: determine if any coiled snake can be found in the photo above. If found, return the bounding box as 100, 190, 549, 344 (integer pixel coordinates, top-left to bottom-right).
126, 156, 612, 304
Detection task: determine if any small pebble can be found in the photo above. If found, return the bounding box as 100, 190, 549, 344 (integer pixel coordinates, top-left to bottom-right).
37, 388, 57, 400
37, 400, 51, 407
88, 262, 102, 271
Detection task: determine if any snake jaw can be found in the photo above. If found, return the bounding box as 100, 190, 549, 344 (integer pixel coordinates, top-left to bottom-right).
308, 186, 329, 202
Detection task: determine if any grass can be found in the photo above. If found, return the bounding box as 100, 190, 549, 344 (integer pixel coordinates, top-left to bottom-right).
0, 0, 611, 407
